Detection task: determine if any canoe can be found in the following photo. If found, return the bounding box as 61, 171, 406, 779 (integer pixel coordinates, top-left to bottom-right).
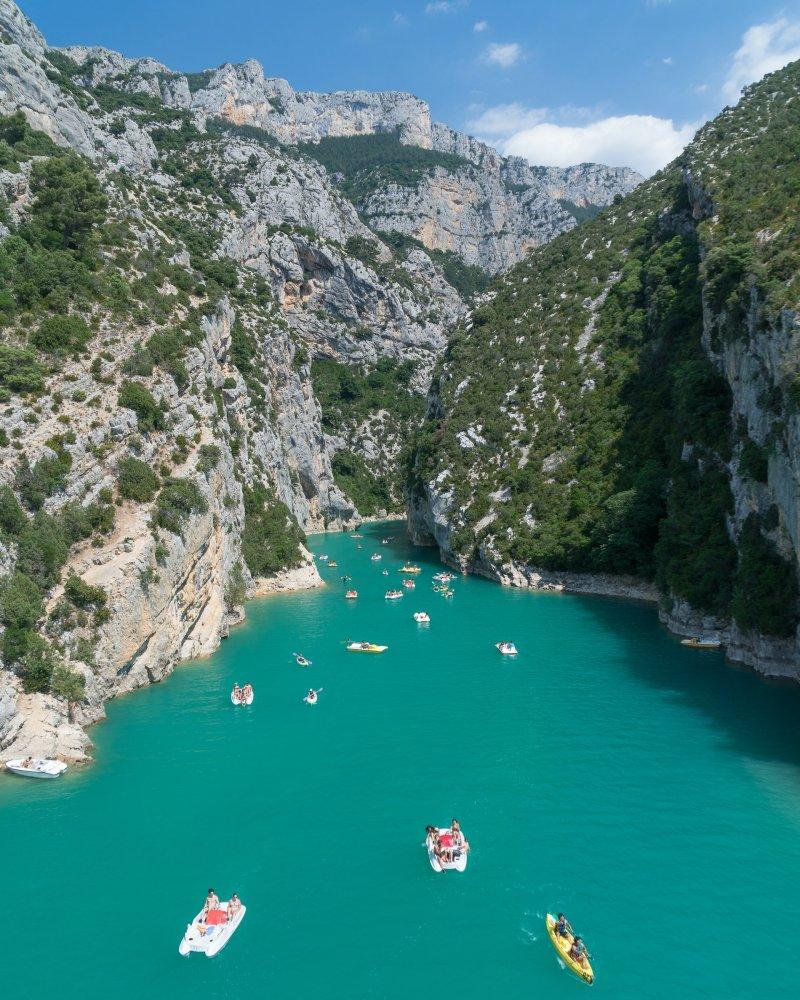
231, 689, 254, 705
178, 901, 246, 957
426, 827, 468, 872
545, 913, 594, 985
5, 758, 67, 779
681, 637, 721, 650
347, 642, 388, 653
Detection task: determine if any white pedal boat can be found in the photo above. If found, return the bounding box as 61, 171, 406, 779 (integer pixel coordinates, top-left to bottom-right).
231, 687, 254, 705
495, 641, 518, 656
413, 611, 430, 623
5, 758, 67, 779
426, 827, 468, 872
346, 641, 388, 653
178, 901, 246, 957
371, 553, 382, 562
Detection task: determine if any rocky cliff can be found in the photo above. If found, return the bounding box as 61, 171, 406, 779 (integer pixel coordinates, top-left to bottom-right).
54, 40, 640, 274
409, 61, 800, 680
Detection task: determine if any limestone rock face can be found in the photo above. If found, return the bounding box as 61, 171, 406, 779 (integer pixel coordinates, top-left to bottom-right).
52, 36, 641, 274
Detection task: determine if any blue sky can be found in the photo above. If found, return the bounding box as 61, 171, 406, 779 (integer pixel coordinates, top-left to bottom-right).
19, 0, 800, 174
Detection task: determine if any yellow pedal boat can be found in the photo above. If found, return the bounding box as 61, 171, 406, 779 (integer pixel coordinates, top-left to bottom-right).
545, 914, 594, 985
399, 565, 422, 574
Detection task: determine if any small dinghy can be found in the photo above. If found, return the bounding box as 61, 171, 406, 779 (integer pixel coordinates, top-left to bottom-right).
5, 757, 67, 779
318, 554, 329, 562
385, 589, 404, 600
231, 684, 254, 705
425, 824, 469, 872
681, 635, 721, 650
495, 641, 518, 656
347, 641, 388, 653
345, 589, 358, 599
402, 579, 415, 589
327, 561, 338, 569
413, 611, 430, 623
371, 553, 382, 562
178, 899, 246, 958
293, 653, 312, 667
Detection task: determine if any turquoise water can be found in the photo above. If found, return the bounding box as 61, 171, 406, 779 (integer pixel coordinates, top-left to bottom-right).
2, 522, 800, 998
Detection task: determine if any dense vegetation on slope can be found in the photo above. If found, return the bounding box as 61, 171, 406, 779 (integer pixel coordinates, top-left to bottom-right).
312, 357, 422, 515
298, 131, 472, 203
410, 63, 800, 639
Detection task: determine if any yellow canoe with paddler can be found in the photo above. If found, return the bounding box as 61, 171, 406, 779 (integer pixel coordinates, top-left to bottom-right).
545, 913, 594, 984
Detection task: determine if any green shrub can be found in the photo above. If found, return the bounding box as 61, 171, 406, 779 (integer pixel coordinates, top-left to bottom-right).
739, 437, 769, 482
731, 515, 799, 636
225, 560, 246, 608
0, 345, 46, 393
24, 152, 107, 257
153, 478, 208, 535
197, 443, 221, 474
19, 634, 58, 692
15, 512, 70, 590
15, 449, 72, 510
30, 314, 92, 354
118, 381, 165, 431
64, 572, 106, 609
0, 571, 44, 664
50, 663, 86, 701
117, 456, 160, 502
0, 485, 26, 536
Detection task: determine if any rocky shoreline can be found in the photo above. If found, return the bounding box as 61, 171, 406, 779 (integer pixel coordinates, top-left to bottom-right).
408, 519, 800, 683
0, 551, 323, 766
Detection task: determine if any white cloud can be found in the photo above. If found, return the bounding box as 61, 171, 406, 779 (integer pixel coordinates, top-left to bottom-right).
695, 83, 709, 93
490, 112, 695, 176
662, 56, 673, 65
723, 17, 800, 102
392, 11, 408, 25
646, 0, 673, 7
425, 1, 467, 13
473, 20, 487, 33
483, 42, 521, 68
466, 102, 548, 135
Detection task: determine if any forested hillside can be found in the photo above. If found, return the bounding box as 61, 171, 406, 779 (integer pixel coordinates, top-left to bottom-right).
409, 60, 800, 673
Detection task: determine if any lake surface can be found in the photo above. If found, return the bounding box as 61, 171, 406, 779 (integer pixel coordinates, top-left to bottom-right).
2, 522, 800, 998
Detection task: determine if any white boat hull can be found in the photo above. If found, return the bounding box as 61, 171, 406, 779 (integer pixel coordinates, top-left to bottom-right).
426, 828, 468, 872
179, 903, 246, 957
231, 691, 254, 705
5, 758, 67, 779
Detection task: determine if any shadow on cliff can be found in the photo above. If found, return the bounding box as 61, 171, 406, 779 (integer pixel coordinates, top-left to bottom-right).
572, 593, 800, 770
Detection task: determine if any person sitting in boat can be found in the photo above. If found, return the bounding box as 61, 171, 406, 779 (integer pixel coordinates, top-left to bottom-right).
450, 818, 469, 854
203, 888, 219, 916
569, 936, 587, 964
21, 756, 33, 768
307, 688, 317, 701
227, 893, 241, 920
555, 913, 572, 938
243, 683, 253, 700
232, 684, 242, 703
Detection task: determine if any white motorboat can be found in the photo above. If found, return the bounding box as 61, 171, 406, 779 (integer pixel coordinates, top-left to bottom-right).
495, 641, 518, 656
178, 900, 246, 957
385, 590, 403, 600
5, 758, 67, 779
231, 686, 254, 705
681, 635, 722, 650
426, 826, 468, 872
413, 611, 430, 623
346, 641, 388, 653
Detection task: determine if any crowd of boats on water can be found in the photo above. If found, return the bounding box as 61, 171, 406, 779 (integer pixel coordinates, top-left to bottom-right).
3, 530, 727, 981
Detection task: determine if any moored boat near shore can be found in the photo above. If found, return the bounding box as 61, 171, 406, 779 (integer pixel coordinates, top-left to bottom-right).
5, 758, 67, 779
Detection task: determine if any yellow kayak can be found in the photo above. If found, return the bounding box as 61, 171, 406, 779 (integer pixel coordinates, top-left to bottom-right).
399, 565, 422, 574
545, 914, 594, 985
